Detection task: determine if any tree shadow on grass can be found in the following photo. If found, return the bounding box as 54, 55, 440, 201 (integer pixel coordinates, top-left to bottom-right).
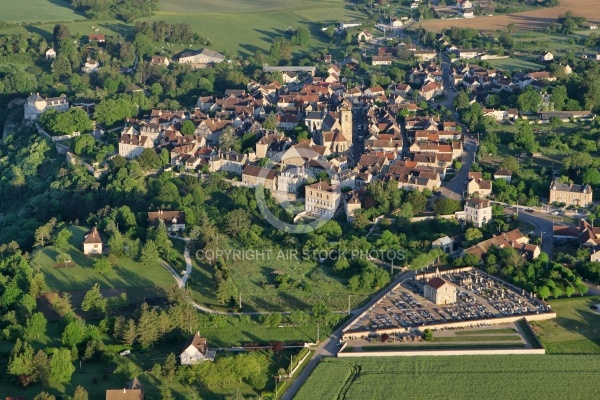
25, 24, 54, 41
99, 22, 134, 39
254, 28, 289, 42
239, 43, 267, 57
542, 300, 600, 353
45, 0, 86, 18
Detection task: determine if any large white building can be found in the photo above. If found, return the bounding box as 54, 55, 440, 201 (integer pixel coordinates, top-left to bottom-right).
180, 332, 215, 365
305, 182, 341, 217
277, 165, 307, 194
24, 93, 69, 120
464, 198, 492, 228
178, 48, 225, 67
118, 126, 155, 159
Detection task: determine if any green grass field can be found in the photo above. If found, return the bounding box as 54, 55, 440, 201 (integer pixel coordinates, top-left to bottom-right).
30, 226, 175, 292
486, 57, 544, 72
532, 296, 600, 354
0, 19, 131, 43
454, 328, 516, 335
358, 342, 526, 351
295, 355, 600, 400
0, 0, 85, 23
0, 0, 366, 57
433, 335, 522, 342
186, 236, 370, 312
144, 0, 365, 56
199, 315, 344, 347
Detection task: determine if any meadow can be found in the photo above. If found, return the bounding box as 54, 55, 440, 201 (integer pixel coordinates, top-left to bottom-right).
532, 296, 600, 354
0, 0, 367, 57
150, 0, 366, 56
295, 355, 600, 400
30, 226, 175, 293
486, 57, 544, 72
0, 0, 85, 24
187, 246, 370, 313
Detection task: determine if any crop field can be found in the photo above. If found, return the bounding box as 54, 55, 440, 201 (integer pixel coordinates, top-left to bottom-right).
295, 355, 600, 400
421, 0, 600, 33
151, 0, 366, 55
0, 0, 85, 24
532, 296, 600, 354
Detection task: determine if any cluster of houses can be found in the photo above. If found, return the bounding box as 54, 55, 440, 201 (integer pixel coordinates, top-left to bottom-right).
27, 35, 596, 227
44, 34, 106, 74
554, 219, 600, 262
463, 228, 541, 260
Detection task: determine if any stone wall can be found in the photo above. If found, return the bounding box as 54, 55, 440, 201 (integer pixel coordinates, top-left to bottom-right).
337, 348, 546, 357
341, 312, 556, 341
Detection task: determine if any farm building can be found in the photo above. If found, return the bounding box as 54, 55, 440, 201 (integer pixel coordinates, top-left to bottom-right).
177, 48, 225, 67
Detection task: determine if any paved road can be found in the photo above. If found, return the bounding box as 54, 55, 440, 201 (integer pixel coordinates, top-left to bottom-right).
440, 136, 477, 200
503, 207, 575, 259
282, 269, 415, 400
437, 52, 477, 201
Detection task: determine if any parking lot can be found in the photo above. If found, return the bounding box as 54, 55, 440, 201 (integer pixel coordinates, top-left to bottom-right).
347, 269, 551, 334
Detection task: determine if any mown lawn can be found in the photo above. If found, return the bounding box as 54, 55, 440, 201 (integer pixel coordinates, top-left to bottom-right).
531, 296, 600, 354
454, 328, 516, 335
296, 355, 600, 400
486, 56, 544, 72
30, 226, 175, 292
199, 316, 342, 348
433, 334, 522, 342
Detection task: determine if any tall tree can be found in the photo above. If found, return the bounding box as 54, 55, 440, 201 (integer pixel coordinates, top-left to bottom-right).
26, 312, 48, 339
61, 319, 87, 347
8, 339, 37, 386
108, 231, 125, 256
93, 257, 112, 273
263, 112, 278, 130
54, 228, 72, 250
73, 386, 89, 400
81, 284, 107, 314
122, 319, 137, 345
140, 240, 160, 267
49, 348, 75, 384
137, 303, 159, 348
180, 120, 196, 135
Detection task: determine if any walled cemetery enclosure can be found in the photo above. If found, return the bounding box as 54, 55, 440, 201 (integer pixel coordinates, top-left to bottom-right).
342, 268, 555, 342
